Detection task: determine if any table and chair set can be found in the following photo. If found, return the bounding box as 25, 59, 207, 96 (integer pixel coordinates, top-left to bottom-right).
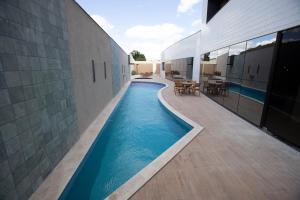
174, 80, 201, 96
203, 79, 229, 96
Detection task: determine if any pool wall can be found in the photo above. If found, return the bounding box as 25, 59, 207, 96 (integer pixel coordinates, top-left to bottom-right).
0, 0, 129, 199
0, 1, 79, 199
65, 0, 130, 135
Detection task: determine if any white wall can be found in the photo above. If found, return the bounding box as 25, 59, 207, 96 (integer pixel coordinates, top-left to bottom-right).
161, 31, 200, 61
161, 31, 201, 81
200, 0, 300, 54
161, 0, 300, 82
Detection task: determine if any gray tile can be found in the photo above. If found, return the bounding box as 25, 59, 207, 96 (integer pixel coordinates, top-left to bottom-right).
0, 136, 7, 162
39, 157, 51, 179
45, 93, 54, 105
25, 149, 44, 173
37, 95, 46, 108
31, 125, 43, 149
0, 105, 15, 126
11, 161, 29, 186
4, 71, 22, 87
0, 54, 18, 71
15, 116, 30, 133
0, 72, 7, 89
0, 123, 17, 142
13, 102, 26, 119
18, 129, 33, 149
0, 2, 6, 18
32, 71, 42, 84
25, 98, 39, 114
23, 85, 36, 100
0, 19, 10, 39
0, 160, 11, 180
39, 58, 48, 70
0, 89, 10, 107
20, 71, 33, 85
0, 55, 2, 71
8, 86, 25, 104
29, 57, 40, 71
0, 173, 18, 200
3, 135, 21, 156
29, 111, 41, 127
37, 45, 46, 58
7, 150, 25, 171
22, 142, 36, 161
0, 36, 16, 55
29, 163, 42, 192
17, 55, 30, 71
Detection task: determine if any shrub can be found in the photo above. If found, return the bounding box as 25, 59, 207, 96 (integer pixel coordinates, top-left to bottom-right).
131, 70, 137, 75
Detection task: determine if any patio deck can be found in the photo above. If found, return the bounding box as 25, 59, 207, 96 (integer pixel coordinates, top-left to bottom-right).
131, 79, 300, 200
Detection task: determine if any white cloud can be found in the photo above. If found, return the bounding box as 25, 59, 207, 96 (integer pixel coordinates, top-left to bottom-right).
192, 18, 202, 28
247, 38, 276, 49
177, 0, 201, 13
91, 15, 114, 34
125, 23, 185, 60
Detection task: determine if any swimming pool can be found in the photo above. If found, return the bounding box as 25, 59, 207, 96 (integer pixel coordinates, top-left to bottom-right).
59, 82, 192, 200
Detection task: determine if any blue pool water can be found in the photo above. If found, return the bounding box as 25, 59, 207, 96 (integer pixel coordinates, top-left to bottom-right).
228, 82, 266, 102
59, 82, 192, 200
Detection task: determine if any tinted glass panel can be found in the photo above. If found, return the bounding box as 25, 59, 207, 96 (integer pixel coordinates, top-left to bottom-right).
238, 33, 276, 125
200, 51, 217, 92
224, 42, 246, 112
265, 27, 300, 147
200, 33, 276, 126
165, 57, 193, 80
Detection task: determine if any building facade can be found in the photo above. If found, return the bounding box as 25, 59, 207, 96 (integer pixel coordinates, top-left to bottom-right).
161, 0, 300, 148
0, 0, 130, 199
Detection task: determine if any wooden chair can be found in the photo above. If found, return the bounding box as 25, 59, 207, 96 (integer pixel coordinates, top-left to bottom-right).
174, 80, 184, 95
190, 81, 201, 96
203, 81, 214, 94
219, 81, 229, 96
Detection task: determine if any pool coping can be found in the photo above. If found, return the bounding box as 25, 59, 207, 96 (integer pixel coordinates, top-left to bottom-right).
106, 79, 204, 200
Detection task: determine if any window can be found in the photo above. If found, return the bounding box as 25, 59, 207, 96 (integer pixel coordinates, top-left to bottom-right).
238, 33, 276, 125
200, 33, 276, 126
92, 59, 96, 82
265, 26, 300, 147
165, 57, 194, 81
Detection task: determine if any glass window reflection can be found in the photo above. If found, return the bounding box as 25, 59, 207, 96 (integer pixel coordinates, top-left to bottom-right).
165, 57, 193, 80
238, 33, 277, 125
200, 33, 277, 126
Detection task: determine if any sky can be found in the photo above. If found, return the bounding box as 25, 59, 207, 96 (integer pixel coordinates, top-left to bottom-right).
75, 0, 203, 60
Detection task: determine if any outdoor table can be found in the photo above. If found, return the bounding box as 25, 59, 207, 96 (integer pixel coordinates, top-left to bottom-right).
182, 82, 193, 94
208, 80, 223, 95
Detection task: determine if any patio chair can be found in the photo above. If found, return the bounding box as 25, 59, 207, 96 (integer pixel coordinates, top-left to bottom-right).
203, 81, 214, 94
174, 80, 184, 95
219, 81, 229, 96
190, 81, 201, 96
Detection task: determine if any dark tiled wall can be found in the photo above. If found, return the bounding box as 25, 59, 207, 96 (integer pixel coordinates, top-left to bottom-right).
0, 0, 79, 199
